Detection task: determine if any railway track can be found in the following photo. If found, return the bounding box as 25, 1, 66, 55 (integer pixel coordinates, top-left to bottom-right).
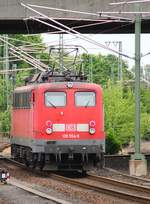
105, 167, 150, 184
0, 157, 71, 204
1, 156, 150, 203
50, 173, 150, 204
8, 177, 71, 204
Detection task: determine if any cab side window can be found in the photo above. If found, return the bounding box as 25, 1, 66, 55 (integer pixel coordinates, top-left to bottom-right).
13, 92, 31, 109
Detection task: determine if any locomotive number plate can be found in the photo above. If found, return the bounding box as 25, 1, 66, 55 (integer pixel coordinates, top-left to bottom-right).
62, 134, 80, 139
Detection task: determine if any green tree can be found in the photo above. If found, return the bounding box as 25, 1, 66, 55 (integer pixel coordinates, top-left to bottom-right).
104, 85, 134, 152
104, 85, 150, 154
0, 109, 11, 132
82, 53, 132, 86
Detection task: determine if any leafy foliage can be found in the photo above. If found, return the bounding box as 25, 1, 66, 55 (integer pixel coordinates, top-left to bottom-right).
0, 110, 11, 132
104, 85, 150, 154
106, 134, 121, 154
104, 85, 134, 153
82, 53, 133, 85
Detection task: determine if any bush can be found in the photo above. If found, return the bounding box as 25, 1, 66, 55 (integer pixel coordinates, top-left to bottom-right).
106, 132, 121, 154
0, 110, 11, 132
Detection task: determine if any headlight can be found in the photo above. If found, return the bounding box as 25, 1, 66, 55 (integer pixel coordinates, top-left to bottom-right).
46, 120, 52, 127
89, 128, 96, 134
46, 128, 53, 134
89, 120, 96, 127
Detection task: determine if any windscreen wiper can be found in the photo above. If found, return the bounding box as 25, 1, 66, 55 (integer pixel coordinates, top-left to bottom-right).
47, 100, 56, 108
85, 99, 91, 108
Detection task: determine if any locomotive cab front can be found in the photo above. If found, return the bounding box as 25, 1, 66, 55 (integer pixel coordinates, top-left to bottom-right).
11, 82, 105, 171
35, 82, 105, 171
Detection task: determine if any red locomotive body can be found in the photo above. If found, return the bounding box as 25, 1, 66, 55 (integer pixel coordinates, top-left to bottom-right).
11, 81, 105, 171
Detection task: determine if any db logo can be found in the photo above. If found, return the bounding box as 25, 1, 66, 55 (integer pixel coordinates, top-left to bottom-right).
66, 124, 76, 132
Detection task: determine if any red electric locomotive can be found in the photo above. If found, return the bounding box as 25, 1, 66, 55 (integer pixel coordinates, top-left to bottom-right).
11, 72, 105, 171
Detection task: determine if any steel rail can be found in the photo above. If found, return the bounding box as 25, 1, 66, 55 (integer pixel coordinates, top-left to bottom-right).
87, 173, 150, 193
1, 154, 150, 185
0, 157, 71, 204
8, 177, 71, 204
2, 156, 150, 203
49, 173, 150, 204
105, 167, 150, 183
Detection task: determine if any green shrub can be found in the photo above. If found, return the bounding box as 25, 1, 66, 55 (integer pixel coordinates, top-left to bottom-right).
106, 132, 121, 154
0, 110, 11, 132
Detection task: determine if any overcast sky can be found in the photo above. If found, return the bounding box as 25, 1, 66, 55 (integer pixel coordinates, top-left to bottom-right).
43, 33, 150, 69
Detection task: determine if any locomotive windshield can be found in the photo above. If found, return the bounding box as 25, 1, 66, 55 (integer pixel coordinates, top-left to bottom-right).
45, 92, 66, 107
75, 92, 96, 107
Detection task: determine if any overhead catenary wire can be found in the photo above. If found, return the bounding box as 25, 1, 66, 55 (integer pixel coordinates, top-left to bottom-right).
46, 20, 132, 36
26, 4, 134, 58
28, 3, 150, 16
0, 55, 16, 60
0, 54, 44, 62
98, 11, 150, 14
19, 47, 45, 52
9, 48, 45, 72
31, 16, 133, 60
0, 67, 37, 74
101, 21, 133, 33
109, 0, 150, 5
18, 49, 42, 54
3, 34, 82, 50
0, 57, 72, 63
20, 3, 133, 60
0, 58, 21, 63
27, 3, 132, 21
0, 35, 39, 46
9, 49, 45, 72
9, 46, 49, 72
70, 20, 122, 30
0, 35, 45, 50
0, 37, 45, 69
27, 4, 98, 17
26, 5, 149, 83
141, 51, 150, 57
9, 48, 46, 72
3, 32, 77, 48
2, 2, 148, 83
0, 36, 49, 72
1, 36, 86, 70
42, 20, 132, 35
0, 34, 77, 54
18, 3, 150, 85
22, 18, 127, 37
21, 21, 132, 48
